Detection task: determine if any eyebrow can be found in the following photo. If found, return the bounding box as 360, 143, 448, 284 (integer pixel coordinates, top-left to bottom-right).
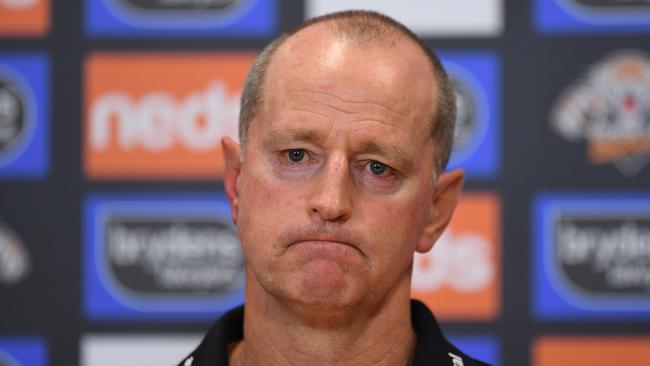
264, 128, 415, 171
265, 128, 322, 146
355, 140, 415, 171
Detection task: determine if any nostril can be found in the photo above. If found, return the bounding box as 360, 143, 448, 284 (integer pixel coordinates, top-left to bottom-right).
309, 189, 352, 222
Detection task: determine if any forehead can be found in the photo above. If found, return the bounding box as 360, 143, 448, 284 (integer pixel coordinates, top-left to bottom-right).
261, 24, 438, 133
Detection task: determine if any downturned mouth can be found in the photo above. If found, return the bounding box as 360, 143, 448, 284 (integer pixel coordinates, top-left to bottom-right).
289, 239, 367, 259
290, 239, 352, 247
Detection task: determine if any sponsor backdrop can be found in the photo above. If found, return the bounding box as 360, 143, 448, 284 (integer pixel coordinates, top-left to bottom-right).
0, 1, 649, 365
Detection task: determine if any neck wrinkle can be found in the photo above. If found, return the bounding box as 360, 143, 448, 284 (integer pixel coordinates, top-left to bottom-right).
233, 270, 416, 366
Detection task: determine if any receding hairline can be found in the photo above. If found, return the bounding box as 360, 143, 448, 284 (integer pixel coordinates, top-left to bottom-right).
271, 19, 437, 78
267, 12, 438, 95
238, 10, 456, 173
263, 20, 439, 113
297, 12, 426, 53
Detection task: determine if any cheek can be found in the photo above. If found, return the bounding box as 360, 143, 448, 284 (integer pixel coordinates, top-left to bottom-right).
251, 169, 307, 211
237, 166, 307, 250
362, 195, 426, 255
371, 192, 427, 230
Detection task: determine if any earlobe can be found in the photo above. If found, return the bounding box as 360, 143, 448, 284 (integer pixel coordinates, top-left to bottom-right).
415, 169, 464, 253
222, 136, 242, 225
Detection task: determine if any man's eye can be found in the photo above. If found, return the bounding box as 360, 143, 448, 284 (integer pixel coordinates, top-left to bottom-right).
368, 160, 388, 176
287, 149, 306, 163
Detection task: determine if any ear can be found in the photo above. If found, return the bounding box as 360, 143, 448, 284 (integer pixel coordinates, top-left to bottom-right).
222, 136, 242, 225
416, 169, 464, 253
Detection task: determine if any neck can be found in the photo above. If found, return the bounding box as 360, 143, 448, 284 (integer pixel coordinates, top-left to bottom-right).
230, 273, 416, 366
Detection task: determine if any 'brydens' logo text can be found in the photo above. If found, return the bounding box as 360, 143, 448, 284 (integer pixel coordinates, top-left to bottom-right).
84, 53, 254, 179
411, 193, 500, 320
556, 217, 650, 294
534, 194, 650, 318
84, 194, 244, 320
106, 217, 243, 295
551, 50, 650, 176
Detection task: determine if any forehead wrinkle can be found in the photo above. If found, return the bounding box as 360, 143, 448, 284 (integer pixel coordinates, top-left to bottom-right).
347, 116, 401, 128
285, 107, 332, 120
292, 89, 411, 120
282, 93, 407, 130
317, 105, 403, 130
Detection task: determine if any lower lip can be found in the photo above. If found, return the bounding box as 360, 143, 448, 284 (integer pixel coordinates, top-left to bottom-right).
290, 240, 358, 257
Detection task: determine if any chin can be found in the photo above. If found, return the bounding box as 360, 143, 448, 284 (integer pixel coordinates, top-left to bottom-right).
251, 257, 372, 310
263, 275, 363, 310
288, 274, 369, 311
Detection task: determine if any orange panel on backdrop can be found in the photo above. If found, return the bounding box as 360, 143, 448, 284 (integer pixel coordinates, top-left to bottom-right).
0, 0, 49, 36
84, 52, 256, 179
411, 192, 501, 321
533, 336, 650, 366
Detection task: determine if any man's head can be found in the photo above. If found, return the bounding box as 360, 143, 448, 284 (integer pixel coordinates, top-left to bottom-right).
222, 10, 463, 317
238, 10, 456, 174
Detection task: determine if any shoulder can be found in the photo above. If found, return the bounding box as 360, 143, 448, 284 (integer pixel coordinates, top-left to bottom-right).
410, 300, 493, 366
176, 305, 244, 366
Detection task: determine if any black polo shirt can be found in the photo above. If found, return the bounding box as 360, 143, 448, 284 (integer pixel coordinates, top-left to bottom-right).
179, 300, 491, 366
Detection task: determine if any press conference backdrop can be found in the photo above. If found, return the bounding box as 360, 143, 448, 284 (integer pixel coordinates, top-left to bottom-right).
1, 1, 649, 365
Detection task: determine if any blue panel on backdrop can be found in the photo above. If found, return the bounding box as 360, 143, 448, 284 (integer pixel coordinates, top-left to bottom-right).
0, 338, 47, 366
533, 193, 650, 320
83, 193, 245, 321
0, 54, 49, 179
449, 335, 500, 366
535, 0, 650, 34
439, 51, 500, 179
85, 0, 277, 37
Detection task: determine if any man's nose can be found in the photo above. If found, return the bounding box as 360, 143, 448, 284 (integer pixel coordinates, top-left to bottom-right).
307, 153, 353, 222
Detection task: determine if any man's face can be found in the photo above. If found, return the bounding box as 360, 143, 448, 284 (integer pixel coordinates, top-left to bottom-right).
225, 28, 460, 311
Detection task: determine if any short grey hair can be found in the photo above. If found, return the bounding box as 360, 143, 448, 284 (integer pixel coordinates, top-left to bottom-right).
238, 10, 456, 173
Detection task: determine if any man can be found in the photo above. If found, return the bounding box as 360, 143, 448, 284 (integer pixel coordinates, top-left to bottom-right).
180, 10, 489, 366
